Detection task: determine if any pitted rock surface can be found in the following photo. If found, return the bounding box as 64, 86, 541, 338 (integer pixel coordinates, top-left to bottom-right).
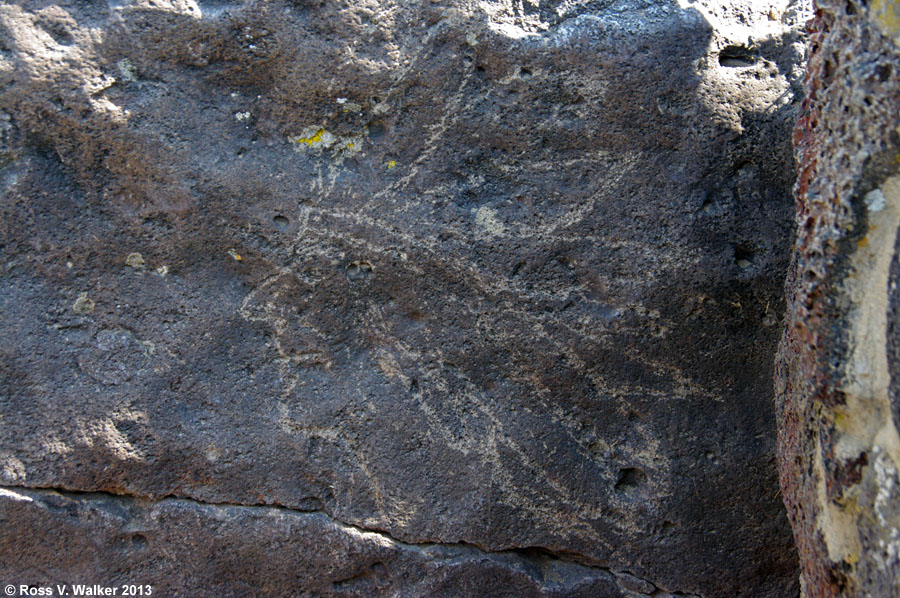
777, 0, 900, 595
1, 0, 803, 595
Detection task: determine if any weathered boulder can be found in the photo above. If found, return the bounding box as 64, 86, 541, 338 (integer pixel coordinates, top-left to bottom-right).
1, 0, 804, 595
776, 0, 900, 596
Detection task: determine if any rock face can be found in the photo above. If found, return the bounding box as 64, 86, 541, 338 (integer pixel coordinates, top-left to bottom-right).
0, 0, 803, 595
776, 0, 900, 596
0, 486, 647, 597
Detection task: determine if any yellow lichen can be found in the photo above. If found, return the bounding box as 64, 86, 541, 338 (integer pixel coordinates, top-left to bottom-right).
228, 248, 243, 262
871, 0, 900, 40
292, 129, 325, 146
290, 125, 362, 160
387, 160, 397, 169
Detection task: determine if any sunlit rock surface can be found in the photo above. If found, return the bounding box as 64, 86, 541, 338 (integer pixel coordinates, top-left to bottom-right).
777, 0, 900, 595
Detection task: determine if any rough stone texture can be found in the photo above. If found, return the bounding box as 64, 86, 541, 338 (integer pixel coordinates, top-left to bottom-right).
776, 0, 900, 595
0, 0, 804, 596
0, 486, 639, 598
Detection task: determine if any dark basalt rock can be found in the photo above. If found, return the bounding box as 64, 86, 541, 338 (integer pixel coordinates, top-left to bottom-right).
0, 0, 804, 595
0, 487, 636, 598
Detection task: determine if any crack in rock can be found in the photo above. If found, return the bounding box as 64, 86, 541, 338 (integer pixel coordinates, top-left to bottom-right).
0, 485, 697, 597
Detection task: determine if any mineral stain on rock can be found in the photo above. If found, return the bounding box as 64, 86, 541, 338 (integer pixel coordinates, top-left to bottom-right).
0, 0, 807, 596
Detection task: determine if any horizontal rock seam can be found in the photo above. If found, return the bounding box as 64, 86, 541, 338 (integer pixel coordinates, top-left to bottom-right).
0, 484, 700, 598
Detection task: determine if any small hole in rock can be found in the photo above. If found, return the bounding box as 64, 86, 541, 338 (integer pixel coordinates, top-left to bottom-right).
345, 260, 373, 280
367, 121, 386, 139
273, 214, 289, 230
823, 59, 836, 84
42, 22, 74, 46
876, 64, 892, 82
719, 45, 756, 67
615, 468, 647, 492
556, 255, 575, 268
519, 67, 532, 79
734, 158, 753, 175
131, 534, 148, 549
371, 562, 388, 579
734, 244, 755, 268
